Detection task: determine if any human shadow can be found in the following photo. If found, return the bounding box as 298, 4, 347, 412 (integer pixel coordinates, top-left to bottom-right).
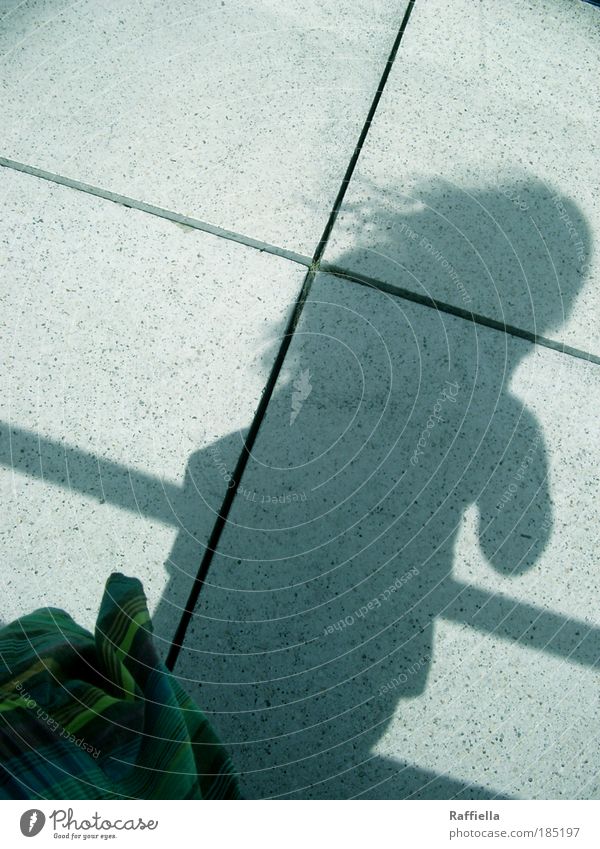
0, 176, 595, 799
166, 176, 596, 799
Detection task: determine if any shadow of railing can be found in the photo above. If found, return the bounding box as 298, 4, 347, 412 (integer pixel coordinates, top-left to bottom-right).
3, 419, 600, 672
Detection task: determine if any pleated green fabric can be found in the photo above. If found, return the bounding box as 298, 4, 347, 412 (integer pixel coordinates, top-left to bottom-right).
0, 572, 240, 799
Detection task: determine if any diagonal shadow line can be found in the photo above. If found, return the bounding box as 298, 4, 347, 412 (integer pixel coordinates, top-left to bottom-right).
3, 418, 600, 673
443, 578, 600, 670
0, 420, 181, 527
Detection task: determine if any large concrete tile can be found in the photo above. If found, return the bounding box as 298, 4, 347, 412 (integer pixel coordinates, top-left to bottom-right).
0, 166, 305, 649
0, 0, 409, 255
324, 0, 600, 353
175, 272, 600, 798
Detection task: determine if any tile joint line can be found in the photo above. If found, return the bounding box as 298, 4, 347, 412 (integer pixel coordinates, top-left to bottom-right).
3, 145, 595, 367
0, 156, 313, 268
320, 262, 600, 366
3, 156, 595, 365
165, 0, 418, 670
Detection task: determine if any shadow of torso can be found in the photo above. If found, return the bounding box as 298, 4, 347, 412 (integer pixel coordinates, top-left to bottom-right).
155, 295, 549, 799
156, 180, 589, 798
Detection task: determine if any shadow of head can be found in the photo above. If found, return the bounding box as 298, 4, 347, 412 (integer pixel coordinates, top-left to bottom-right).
339, 176, 592, 340
253, 177, 591, 407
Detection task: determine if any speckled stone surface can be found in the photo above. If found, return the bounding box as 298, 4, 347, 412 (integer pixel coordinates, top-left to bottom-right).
0, 166, 305, 649
324, 0, 600, 354
174, 272, 600, 799
0, 0, 409, 256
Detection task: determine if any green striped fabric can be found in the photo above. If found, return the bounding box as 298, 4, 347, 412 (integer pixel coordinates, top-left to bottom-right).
0, 573, 240, 799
